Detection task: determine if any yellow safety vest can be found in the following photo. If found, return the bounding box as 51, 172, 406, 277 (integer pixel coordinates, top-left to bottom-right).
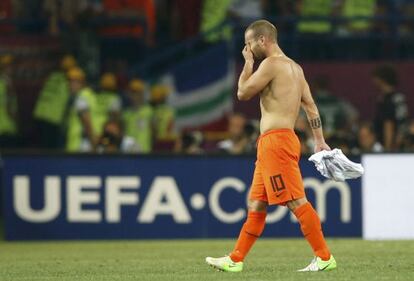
123, 105, 154, 153
153, 104, 175, 139
95, 91, 119, 136
343, 0, 375, 31
0, 77, 17, 135
297, 0, 332, 33
33, 71, 70, 125
66, 87, 100, 152
201, 0, 232, 42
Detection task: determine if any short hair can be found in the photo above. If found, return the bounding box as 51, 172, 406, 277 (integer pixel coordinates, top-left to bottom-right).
372, 65, 398, 87
246, 20, 277, 42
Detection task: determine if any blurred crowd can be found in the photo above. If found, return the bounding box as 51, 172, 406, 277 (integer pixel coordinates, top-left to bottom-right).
2, 53, 411, 155
296, 64, 412, 155
195, 63, 412, 156
1, 0, 414, 46
0, 54, 176, 153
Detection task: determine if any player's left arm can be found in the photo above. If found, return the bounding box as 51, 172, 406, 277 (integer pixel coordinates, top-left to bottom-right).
300, 70, 330, 153
237, 48, 274, 101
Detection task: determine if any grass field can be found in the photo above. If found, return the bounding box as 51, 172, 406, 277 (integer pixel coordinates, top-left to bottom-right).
0, 239, 413, 281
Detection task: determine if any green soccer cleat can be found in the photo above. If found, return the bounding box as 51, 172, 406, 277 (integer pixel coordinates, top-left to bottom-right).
205, 255, 243, 272
298, 255, 337, 272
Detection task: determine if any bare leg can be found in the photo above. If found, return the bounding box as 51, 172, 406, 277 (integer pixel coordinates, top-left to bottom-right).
286, 197, 308, 212
248, 199, 268, 212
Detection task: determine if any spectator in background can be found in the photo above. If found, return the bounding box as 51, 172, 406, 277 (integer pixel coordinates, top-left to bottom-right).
336, 0, 376, 35
174, 131, 204, 155
372, 65, 408, 151
296, 0, 333, 34
295, 0, 334, 59
43, 0, 102, 35
101, 0, 156, 45
327, 134, 352, 155
217, 113, 255, 154
228, 0, 264, 23
244, 119, 260, 149
170, 0, 202, 41
66, 67, 99, 152
95, 72, 121, 136
402, 119, 414, 151
123, 78, 154, 153
200, 0, 233, 43
150, 84, 175, 140
311, 75, 358, 137
34, 55, 76, 149
0, 54, 18, 148
335, 0, 378, 59
97, 119, 139, 153
357, 122, 383, 153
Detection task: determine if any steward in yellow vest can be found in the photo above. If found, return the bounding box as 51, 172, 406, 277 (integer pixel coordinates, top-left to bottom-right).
297, 0, 333, 33
150, 84, 175, 140
34, 55, 76, 148
0, 54, 18, 148
201, 0, 233, 42
95, 72, 121, 136
123, 79, 154, 153
65, 67, 100, 152
342, 0, 375, 33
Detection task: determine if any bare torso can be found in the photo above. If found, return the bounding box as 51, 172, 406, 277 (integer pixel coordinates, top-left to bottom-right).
259, 55, 303, 133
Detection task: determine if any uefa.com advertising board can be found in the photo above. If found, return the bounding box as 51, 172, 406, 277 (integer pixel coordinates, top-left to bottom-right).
2, 155, 362, 240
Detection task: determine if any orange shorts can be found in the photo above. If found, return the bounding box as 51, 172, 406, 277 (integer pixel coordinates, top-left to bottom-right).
249, 129, 305, 206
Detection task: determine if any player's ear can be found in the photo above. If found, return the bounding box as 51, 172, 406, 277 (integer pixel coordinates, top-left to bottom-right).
259, 35, 265, 45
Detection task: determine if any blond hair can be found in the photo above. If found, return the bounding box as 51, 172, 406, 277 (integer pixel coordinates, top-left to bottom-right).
246, 20, 277, 42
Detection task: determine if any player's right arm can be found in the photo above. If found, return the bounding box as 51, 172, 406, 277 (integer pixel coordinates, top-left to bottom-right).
237, 47, 275, 101
300, 73, 330, 153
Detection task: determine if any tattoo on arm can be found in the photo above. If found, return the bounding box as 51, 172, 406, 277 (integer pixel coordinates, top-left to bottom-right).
309, 117, 321, 129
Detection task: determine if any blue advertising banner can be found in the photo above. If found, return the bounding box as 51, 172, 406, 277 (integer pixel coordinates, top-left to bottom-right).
2, 155, 361, 240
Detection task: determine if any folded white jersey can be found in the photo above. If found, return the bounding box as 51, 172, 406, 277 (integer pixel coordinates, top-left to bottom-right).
308, 148, 364, 181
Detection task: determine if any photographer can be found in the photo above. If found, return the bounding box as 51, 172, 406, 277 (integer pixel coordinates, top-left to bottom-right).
217, 113, 258, 155
97, 120, 139, 153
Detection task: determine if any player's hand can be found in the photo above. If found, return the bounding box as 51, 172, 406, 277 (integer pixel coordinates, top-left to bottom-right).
314, 141, 331, 153
242, 45, 254, 62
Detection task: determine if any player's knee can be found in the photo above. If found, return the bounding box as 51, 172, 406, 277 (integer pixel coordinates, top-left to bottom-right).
248, 199, 267, 212
286, 197, 308, 212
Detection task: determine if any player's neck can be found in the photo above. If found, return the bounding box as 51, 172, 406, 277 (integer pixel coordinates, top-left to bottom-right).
266, 44, 284, 58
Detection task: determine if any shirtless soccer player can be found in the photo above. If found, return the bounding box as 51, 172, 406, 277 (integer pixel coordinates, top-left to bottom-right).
205, 20, 337, 273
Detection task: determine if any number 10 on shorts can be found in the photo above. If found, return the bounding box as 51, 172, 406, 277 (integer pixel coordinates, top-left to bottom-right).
270, 174, 286, 192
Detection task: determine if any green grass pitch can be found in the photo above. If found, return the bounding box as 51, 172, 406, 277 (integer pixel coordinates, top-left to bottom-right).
0, 239, 413, 281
